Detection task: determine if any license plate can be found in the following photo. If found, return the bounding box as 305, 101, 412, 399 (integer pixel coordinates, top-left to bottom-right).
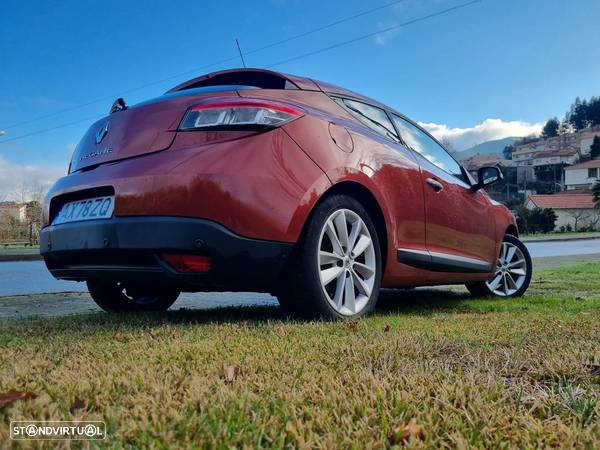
52, 196, 115, 225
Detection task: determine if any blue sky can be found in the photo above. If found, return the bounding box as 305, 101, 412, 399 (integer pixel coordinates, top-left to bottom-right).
1, 0, 599, 196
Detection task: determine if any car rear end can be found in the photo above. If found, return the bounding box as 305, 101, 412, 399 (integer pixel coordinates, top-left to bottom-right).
40, 70, 334, 293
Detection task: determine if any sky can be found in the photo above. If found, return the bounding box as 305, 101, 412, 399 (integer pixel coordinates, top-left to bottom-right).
1, 0, 600, 199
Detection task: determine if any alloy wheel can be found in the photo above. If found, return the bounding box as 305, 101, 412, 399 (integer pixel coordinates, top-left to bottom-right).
317, 209, 376, 316
486, 241, 528, 296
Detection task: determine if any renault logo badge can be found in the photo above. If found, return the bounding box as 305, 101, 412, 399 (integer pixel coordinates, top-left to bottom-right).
95, 122, 109, 144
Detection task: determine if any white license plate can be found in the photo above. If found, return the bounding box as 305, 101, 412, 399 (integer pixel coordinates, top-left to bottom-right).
52, 196, 115, 225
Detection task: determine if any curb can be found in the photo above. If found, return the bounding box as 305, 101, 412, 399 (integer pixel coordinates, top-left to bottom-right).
0, 254, 43, 262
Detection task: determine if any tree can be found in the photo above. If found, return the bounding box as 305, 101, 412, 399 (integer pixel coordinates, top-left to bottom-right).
593, 180, 600, 209
503, 144, 514, 160
568, 210, 590, 231
590, 136, 600, 159
541, 117, 560, 138
566, 96, 600, 130
516, 207, 557, 234
558, 120, 575, 135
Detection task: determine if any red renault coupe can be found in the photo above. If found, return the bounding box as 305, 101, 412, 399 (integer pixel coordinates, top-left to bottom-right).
41, 68, 532, 319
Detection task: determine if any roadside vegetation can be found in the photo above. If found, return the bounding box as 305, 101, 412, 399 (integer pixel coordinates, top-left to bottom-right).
521, 231, 600, 241
0, 263, 599, 448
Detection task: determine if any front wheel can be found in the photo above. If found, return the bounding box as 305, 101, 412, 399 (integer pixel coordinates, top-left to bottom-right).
277, 195, 382, 319
466, 234, 532, 298
87, 280, 180, 312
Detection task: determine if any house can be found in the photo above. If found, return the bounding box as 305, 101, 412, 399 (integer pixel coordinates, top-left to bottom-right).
513, 125, 600, 167
525, 192, 598, 230
0, 202, 27, 223
460, 153, 516, 175
564, 159, 600, 190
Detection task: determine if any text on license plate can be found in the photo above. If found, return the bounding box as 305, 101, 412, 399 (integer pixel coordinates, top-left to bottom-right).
52, 196, 115, 225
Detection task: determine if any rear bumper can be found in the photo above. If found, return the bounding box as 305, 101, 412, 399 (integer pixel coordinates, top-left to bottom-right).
40, 216, 293, 292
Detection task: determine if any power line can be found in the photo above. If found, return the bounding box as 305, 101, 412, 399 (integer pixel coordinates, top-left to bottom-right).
267, 0, 482, 68
243, 0, 410, 57
0, 56, 241, 132
0, 0, 410, 132
0, 0, 483, 145
0, 114, 105, 144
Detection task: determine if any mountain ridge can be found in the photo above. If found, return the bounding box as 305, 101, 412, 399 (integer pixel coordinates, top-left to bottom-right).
456, 137, 517, 159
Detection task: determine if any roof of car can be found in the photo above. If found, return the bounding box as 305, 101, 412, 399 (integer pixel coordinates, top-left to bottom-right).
168, 68, 393, 111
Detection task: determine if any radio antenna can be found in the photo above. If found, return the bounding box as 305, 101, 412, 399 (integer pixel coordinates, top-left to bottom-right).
235, 38, 247, 68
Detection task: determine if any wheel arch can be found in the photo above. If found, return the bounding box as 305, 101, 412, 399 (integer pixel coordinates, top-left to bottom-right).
505, 224, 519, 237
299, 180, 389, 271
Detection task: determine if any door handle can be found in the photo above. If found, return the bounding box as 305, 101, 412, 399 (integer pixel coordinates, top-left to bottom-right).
426, 178, 444, 192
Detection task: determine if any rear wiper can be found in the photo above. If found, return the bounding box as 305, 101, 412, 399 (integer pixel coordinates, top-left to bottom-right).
110, 98, 127, 114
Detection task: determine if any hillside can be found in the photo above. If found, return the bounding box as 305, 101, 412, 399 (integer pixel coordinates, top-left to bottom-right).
458, 137, 517, 158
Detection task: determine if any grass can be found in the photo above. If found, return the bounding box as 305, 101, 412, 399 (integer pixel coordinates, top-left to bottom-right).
521, 231, 600, 241
0, 263, 599, 448
0, 245, 39, 252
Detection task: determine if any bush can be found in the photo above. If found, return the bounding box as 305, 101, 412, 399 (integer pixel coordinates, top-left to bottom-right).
516, 207, 557, 234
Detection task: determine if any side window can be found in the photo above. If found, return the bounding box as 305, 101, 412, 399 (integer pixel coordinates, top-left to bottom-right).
334, 97, 399, 143
391, 114, 468, 183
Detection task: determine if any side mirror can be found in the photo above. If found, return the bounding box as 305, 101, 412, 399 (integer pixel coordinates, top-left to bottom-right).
472, 166, 503, 191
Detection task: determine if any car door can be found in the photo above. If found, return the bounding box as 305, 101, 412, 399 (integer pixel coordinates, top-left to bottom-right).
330, 97, 429, 285
390, 113, 497, 274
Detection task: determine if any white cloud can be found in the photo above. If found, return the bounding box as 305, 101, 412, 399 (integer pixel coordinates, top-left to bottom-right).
0, 155, 65, 202
419, 118, 543, 151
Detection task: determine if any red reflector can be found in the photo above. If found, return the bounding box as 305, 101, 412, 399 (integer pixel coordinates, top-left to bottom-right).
161, 254, 211, 273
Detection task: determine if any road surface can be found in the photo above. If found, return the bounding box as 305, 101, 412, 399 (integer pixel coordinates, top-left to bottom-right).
0, 239, 598, 298
524, 238, 600, 258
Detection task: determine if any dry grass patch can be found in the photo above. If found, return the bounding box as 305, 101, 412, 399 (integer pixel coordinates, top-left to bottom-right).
0, 263, 599, 448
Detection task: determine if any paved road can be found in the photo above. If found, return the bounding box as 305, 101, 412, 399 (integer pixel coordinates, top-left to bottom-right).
525, 238, 600, 258
0, 239, 599, 298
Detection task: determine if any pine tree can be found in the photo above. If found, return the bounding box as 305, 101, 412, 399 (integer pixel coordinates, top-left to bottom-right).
541, 117, 560, 138
590, 136, 600, 159
593, 180, 600, 209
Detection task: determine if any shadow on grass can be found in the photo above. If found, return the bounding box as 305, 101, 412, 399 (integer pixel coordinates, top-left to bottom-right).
31, 287, 481, 331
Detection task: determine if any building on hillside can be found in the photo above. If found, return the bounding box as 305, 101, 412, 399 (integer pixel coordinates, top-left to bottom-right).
0, 202, 27, 223
565, 159, 600, 190
525, 192, 598, 230
513, 125, 600, 168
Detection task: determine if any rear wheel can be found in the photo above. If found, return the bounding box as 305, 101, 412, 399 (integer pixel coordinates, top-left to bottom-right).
466, 234, 532, 298
277, 195, 382, 319
87, 280, 180, 312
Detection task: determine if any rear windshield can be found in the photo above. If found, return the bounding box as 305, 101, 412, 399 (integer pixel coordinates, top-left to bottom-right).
135, 85, 258, 108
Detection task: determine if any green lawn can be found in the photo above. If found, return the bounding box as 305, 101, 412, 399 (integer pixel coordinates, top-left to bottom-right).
521, 231, 600, 241
0, 245, 39, 252
1, 263, 599, 448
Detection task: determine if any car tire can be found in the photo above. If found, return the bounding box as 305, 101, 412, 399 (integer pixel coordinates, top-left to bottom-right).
277, 195, 382, 319
465, 234, 532, 298
87, 280, 180, 312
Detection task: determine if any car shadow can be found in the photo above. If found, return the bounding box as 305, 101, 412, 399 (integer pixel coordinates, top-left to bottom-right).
57, 287, 480, 329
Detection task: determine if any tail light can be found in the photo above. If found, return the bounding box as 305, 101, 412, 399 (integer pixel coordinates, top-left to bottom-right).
179, 99, 303, 131
161, 254, 211, 273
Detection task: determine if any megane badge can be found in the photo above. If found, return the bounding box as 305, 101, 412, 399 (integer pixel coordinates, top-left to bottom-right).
95, 122, 109, 144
